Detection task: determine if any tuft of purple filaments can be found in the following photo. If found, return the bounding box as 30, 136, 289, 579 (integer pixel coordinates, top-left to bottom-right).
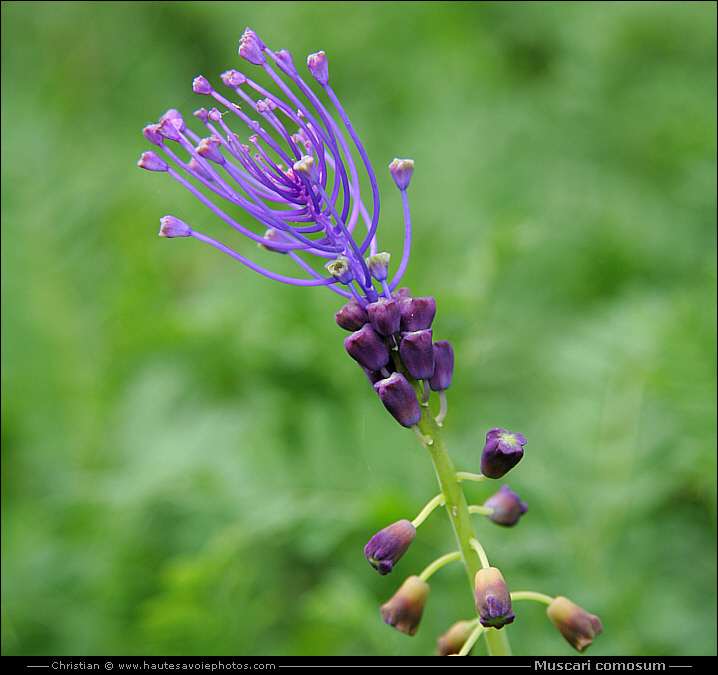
138, 28, 414, 308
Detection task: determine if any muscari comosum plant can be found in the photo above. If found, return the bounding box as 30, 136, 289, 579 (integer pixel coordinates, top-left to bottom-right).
138, 28, 603, 657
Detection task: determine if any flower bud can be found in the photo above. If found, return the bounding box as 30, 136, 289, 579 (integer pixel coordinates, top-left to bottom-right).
366, 297, 401, 336
398, 295, 436, 331
436, 620, 475, 656
366, 252, 391, 282
480, 428, 527, 479
547, 596, 603, 653
307, 51, 329, 85
258, 228, 288, 254
428, 340, 454, 391
239, 27, 266, 65
158, 215, 192, 238
399, 329, 435, 380
389, 158, 414, 190
474, 567, 515, 629
482, 485, 528, 527
380, 575, 430, 636
344, 324, 389, 372
374, 372, 422, 427
364, 519, 416, 575
334, 298, 369, 331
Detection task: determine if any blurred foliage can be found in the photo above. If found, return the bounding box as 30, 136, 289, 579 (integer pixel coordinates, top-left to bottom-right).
2, 0, 716, 658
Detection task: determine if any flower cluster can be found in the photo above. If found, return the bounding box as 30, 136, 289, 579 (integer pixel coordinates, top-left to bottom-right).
139, 28, 602, 657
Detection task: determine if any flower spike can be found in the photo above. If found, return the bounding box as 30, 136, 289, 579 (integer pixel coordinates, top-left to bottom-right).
139, 29, 413, 305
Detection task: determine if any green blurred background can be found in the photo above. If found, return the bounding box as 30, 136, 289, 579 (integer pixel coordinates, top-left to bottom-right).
2, 0, 716, 657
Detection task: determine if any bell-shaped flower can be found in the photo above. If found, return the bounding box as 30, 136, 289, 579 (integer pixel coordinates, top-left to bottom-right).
474, 567, 515, 629
344, 324, 389, 372
364, 519, 416, 575
480, 428, 527, 479
482, 485, 528, 527
399, 329, 435, 381
380, 575, 430, 636
373, 372, 422, 428
546, 596, 603, 653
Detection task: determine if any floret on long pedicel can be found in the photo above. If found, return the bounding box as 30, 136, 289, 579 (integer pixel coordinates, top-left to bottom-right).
546, 596, 603, 653
364, 519, 416, 575
480, 428, 527, 479
474, 567, 515, 629
138, 27, 416, 306
380, 575, 430, 636
482, 485, 528, 527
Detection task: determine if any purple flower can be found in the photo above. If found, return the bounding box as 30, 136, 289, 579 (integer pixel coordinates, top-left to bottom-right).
364, 519, 416, 575
480, 428, 527, 479
399, 329, 435, 381
139, 27, 415, 310
474, 567, 515, 629
428, 340, 454, 392
344, 323, 389, 372
380, 575, 430, 636
373, 372, 422, 428
482, 485, 528, 527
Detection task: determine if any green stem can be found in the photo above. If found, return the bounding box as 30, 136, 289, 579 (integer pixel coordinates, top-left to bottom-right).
394, 357, 512, 656
511, 591, 555, 605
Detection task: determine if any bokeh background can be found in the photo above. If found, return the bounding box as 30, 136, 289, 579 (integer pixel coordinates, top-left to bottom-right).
2, 0, 716, 658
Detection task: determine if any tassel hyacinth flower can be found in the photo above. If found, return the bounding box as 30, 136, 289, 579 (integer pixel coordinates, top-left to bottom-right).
139, 28, 602, 656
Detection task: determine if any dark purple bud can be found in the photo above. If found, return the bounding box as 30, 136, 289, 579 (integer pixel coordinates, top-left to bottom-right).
344, 324, 389, 372
364, 519, 416, 575
480, 428, 527, 479
380, 575, 430, 636
389, 158, 414, 190
367, 297, 401, 336
483, 485, 528, 527
398, 295, 436, 331
399, 329, 435, 380
428, 340, 454, 391
159, 215, 192, 238
374, 372, 422, 427
474, 567, 515, 629
307, 51, 329, 85
547, 596, 603, 653
335, 298, 369, 331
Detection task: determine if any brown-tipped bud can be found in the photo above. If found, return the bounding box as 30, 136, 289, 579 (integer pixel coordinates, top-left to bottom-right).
335, 297, 369, 331
474, 567, 515, 629
546, 596, 603, 653
364, 519, 416, 575
380, 575, 430, 636
344, 324, 389, 372
436, 620, 475, 656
